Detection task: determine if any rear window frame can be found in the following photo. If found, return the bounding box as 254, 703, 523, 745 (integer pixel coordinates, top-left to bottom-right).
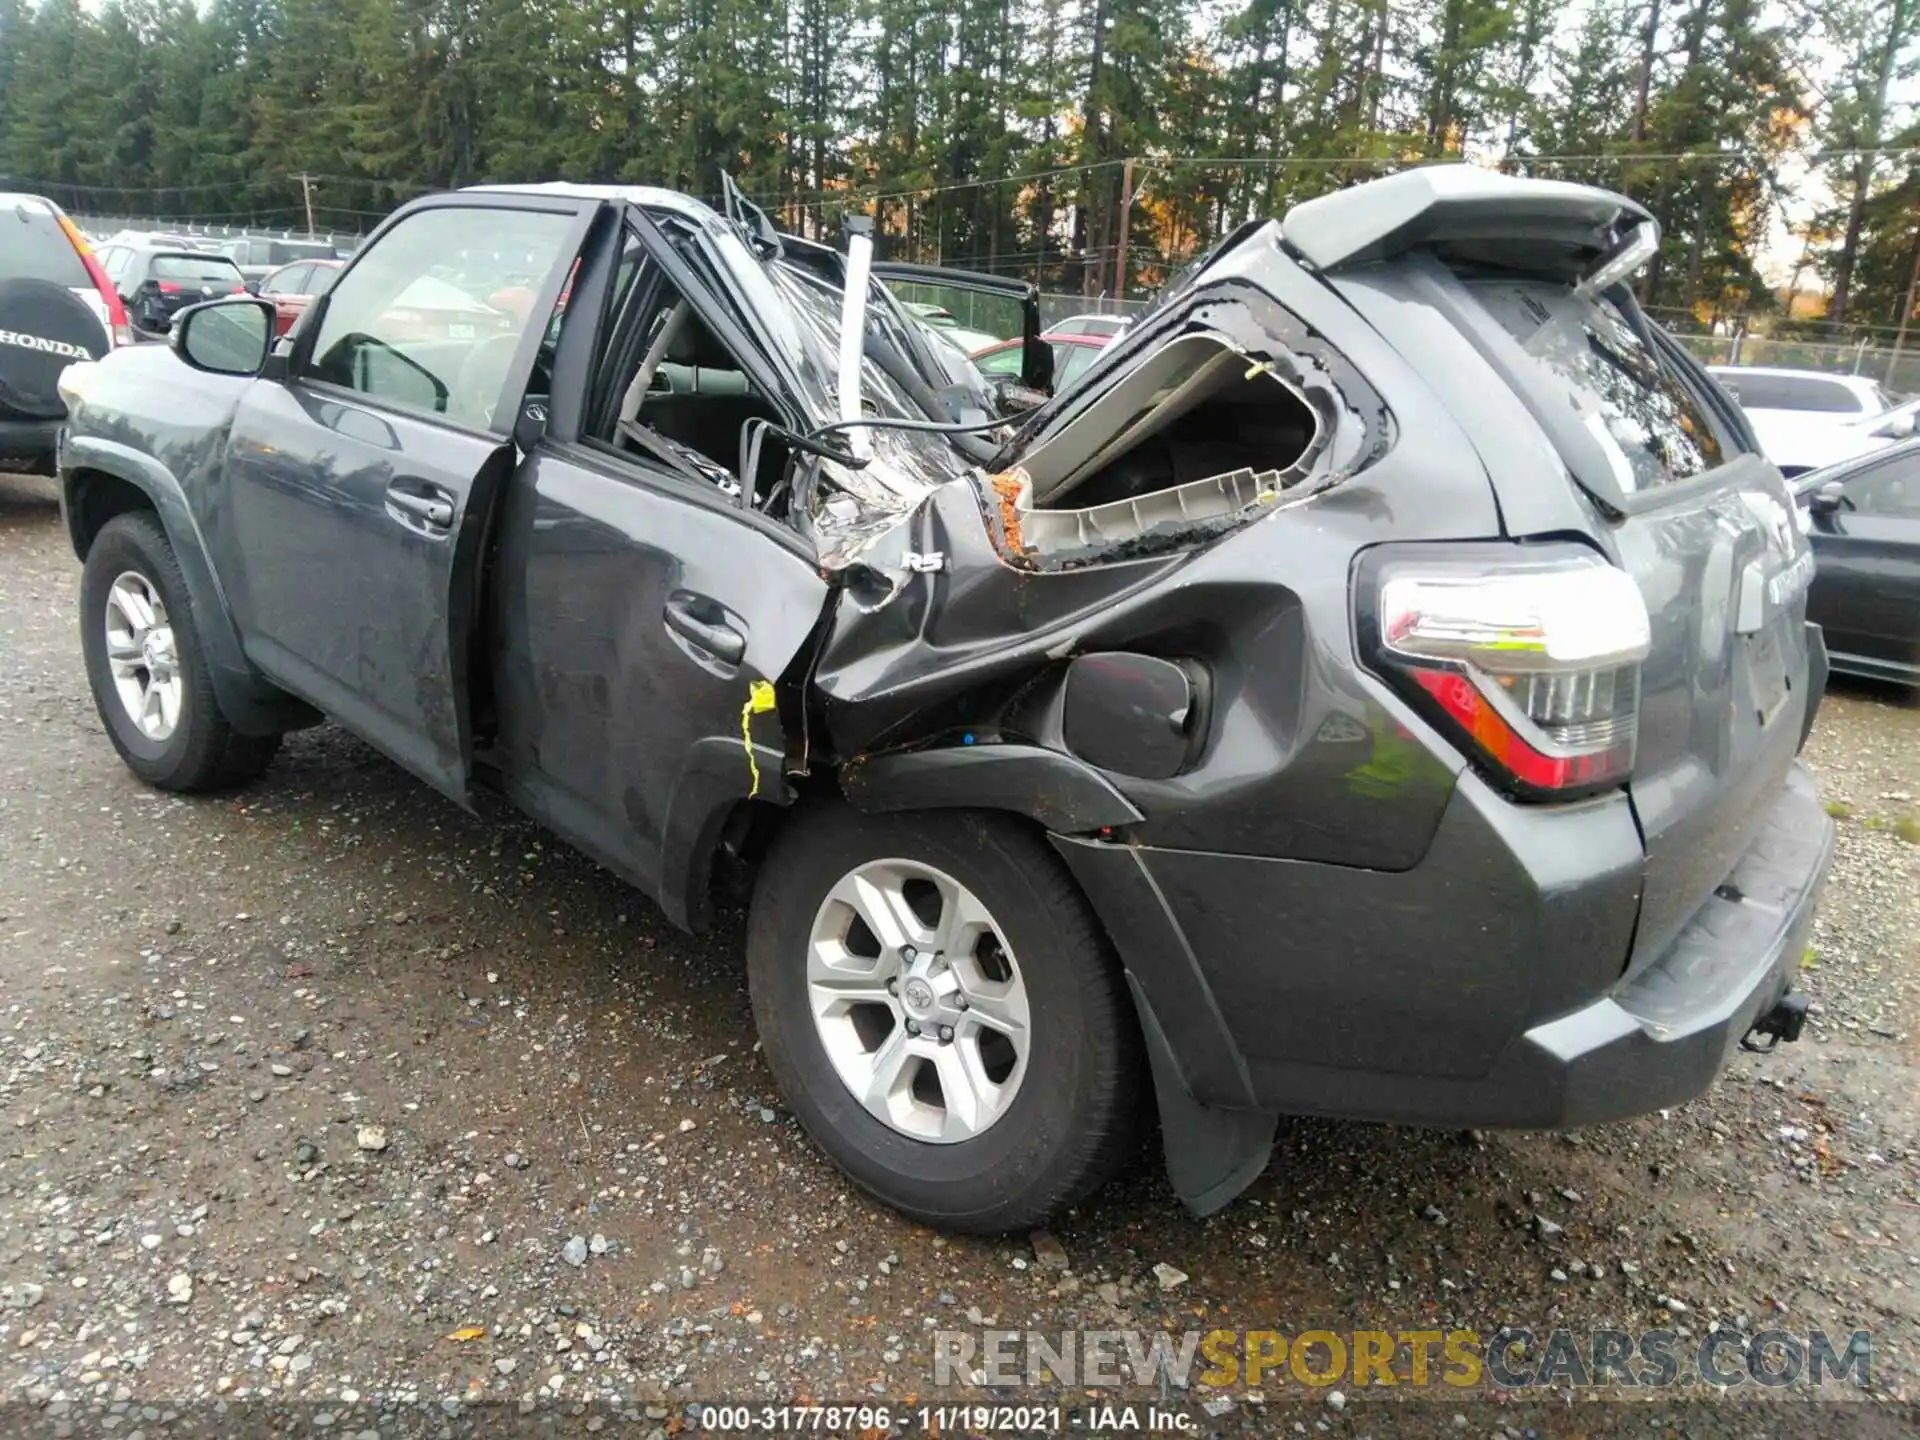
1382, 250, 1760, 516
1466, 274, 1738, 499
1, 203, 91, 287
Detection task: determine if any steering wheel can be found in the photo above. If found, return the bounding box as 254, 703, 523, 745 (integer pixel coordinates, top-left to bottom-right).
452, 333, 523, 427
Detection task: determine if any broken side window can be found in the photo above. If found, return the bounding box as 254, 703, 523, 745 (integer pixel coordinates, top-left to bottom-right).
985, 284, 1389, 569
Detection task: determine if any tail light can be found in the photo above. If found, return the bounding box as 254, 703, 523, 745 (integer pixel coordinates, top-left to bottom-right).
157, 281, 183, 294
56, 214, 134, 346
1360, 545, 1650, 800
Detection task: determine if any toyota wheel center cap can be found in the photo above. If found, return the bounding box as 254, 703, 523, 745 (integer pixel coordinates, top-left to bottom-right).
901, 977, 935, 1017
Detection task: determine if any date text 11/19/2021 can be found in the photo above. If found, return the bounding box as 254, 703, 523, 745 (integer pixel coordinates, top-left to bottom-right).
696, 1404, 1126, 1433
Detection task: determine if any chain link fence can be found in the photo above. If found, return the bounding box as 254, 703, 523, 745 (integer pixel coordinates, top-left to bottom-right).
1672, 334, 1920, 399
74, 211, 1152, 342
69, 213, 363, 252
81, 212, 1917, 389
1037, 293, 1148, 330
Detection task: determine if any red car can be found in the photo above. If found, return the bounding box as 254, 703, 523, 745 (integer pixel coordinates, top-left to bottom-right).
375, 275, 519, 345
258, 259, 344, 337
971, 332, 1108, 391
261, 263, 518, 344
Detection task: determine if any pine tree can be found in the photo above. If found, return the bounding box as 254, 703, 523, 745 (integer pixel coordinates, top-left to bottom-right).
1815, 0, 1919, 322
0, 0, 1905, 326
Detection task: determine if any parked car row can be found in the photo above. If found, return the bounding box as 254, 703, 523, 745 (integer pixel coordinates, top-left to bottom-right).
1, 198, 372, 472
215, 235, 343, 293
95, 243, 252, 335
85, 226, 353, 331
1709, 363, 1913, 476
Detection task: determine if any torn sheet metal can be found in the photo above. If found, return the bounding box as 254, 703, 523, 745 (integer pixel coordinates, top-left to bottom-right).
799, 424, 976, 574
965, 288, 1392, 572
804, 261, 1393, 604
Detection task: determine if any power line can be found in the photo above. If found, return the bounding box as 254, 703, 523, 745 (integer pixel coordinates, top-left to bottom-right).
0, 171, 442, 200
1153, 146, 1920, 168
743, 144, 1920, 215
760, 158, 1130, 214
14, 143, 1916, 214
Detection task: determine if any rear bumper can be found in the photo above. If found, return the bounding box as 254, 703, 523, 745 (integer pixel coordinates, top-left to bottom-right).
0, 417, 62, 469
1057, 762, 1834, 1131
1478, 763, 1832, 1127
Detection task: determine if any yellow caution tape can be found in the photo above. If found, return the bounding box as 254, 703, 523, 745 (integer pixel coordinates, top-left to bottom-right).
741, 680, 777, 798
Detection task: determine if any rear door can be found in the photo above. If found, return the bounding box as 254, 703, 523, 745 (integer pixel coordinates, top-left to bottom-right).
213, 192, 601, 803
1807, 446, 1920, 672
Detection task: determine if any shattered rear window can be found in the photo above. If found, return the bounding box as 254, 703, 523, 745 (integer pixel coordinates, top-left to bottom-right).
1468, 279, 1724, 493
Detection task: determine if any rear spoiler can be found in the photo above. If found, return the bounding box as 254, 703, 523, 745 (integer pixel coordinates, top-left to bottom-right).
1282, 165, 1655, 274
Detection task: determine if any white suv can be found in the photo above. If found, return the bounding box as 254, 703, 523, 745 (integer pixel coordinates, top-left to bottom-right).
1708, 365, 1898, 475
1, 193, 132, 471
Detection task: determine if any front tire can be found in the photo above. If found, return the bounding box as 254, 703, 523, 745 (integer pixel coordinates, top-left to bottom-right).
747, 801, 1144, 1232
80, 511, 279, 791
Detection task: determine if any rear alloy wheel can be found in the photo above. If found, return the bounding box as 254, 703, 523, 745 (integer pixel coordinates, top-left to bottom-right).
806, 857, 1032, 1144
749, 803, 1144, 1232
80, 511, 280, 791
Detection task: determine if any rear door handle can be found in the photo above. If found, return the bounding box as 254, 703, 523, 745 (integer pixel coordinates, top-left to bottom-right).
665, 595, 745, 665
386, 484, 455, 530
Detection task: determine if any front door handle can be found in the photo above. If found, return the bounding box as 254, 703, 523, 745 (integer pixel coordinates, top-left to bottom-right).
386, 485, 455, 530
665, 594, 745, 665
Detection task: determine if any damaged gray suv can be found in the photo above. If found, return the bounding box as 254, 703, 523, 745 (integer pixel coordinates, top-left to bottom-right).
57, 167, 1834, 1231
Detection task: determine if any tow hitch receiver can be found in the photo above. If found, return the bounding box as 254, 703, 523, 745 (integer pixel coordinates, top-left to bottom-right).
1741, 994, 1810, 1053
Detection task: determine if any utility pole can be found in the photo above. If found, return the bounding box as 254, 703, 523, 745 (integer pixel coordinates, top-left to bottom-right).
291, 173, 317, 236
1111, 156, 1135, 303
1631, 0, 1662, 142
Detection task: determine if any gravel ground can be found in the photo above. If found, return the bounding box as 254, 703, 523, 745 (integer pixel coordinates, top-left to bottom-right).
2, 470, 1918, 1438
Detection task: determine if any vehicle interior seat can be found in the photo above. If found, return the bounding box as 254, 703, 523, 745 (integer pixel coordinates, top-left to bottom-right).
615, 301, 786, 493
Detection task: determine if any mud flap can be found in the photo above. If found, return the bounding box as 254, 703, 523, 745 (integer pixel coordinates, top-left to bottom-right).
1798, 622, 1828, 754
1128, 975, 1276, 1216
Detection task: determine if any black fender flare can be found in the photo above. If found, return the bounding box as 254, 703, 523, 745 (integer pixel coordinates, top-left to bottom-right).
838, 744, 1275, 1210
61, 436, 318, 737
838, 742, 1145, 834
658, 734, 795, 933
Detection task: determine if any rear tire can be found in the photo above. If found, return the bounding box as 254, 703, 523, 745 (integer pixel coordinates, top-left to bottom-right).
748, 801, 1144, 1232
80, 511, 279, 791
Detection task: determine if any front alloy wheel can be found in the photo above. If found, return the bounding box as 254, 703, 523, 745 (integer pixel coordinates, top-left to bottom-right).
80, 511, 280, 791
807, 859, 1031, 1143
103, 571, 184, 742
